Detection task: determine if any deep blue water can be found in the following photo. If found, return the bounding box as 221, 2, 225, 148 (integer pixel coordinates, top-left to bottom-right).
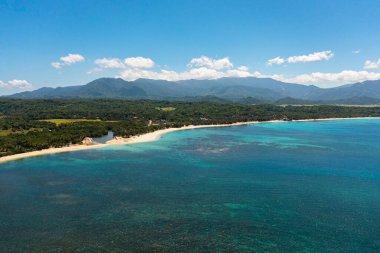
1, 119, 380, 252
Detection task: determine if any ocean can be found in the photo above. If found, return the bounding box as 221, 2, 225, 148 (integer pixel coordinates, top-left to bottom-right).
1, 119, 380, 252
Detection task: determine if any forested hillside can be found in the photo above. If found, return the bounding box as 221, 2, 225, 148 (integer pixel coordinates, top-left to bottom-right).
9, 77, 380, 104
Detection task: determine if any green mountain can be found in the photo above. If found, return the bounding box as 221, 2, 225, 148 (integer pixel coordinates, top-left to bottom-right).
8, 77, 380, 104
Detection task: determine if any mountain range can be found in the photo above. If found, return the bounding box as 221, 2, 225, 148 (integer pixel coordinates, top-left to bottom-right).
8, 77, 380, 104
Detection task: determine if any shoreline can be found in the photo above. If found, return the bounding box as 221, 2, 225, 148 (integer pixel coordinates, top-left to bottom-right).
1, 117, 379, 164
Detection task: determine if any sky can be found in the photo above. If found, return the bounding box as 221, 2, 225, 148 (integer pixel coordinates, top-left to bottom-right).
1, 0, 380, 94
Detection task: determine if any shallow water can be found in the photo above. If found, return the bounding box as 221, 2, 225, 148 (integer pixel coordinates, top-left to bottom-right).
1, 119, 380, 252
93, 131, 114, 143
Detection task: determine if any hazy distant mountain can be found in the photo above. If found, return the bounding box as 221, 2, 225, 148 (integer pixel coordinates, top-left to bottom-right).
8, 77, 380, 104
12, 78, 147, 99
308, 80, 380, 101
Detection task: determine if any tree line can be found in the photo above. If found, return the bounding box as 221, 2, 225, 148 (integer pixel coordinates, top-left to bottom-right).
1, 98, 380, 157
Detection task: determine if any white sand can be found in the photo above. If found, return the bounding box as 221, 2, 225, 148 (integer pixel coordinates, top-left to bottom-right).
1, 117, 379, 164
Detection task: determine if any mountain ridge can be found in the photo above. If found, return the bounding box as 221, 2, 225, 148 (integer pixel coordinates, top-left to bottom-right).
8, 77, 380, 104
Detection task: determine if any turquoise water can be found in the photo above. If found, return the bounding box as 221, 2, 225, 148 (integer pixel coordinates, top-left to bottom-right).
1, 119, 380, 252
93, 131, 114, 143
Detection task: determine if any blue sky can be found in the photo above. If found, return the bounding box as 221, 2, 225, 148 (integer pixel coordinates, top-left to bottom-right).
1, 0, 380, 94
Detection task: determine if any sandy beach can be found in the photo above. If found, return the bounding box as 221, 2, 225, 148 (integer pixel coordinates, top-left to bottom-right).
1, 117, 379, 164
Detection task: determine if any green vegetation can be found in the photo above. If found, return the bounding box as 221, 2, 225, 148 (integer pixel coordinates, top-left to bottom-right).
0, 128, 42, 137
0, 98, 380, 157
156, 107, 176, 112
39, 118, 102, 125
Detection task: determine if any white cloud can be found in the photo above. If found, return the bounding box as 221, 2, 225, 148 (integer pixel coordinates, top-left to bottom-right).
267, 50, 334, 65
352, 49, 361, 54
94, 58, 124, 69
237, 66, 249, 71
188, 56, 233, 70
0, 79, 32, 89
89, 54, 380, 88
93, 56, 155, 70
266, 57, 285, 66
363, 59, 380, 70
225, 66, 255, 78
117, 55, 380, 88
51, 62, 62, 69
60, 54, 85, 64
276, 70, 380, 88
52, 53, 85, 69
119, 64, 260, 81
124, 57, 155, 69
288, 51, 334, 63
86, 67, 103, 75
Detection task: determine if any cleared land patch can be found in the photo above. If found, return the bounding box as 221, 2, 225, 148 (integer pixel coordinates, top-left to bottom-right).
39, 119, 102, 125
156, 107, 176, 112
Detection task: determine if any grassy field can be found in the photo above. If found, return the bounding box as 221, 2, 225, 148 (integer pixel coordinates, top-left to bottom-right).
0, 130, 13, 137
39, 119, 102, 125
156, 107, 176, 112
